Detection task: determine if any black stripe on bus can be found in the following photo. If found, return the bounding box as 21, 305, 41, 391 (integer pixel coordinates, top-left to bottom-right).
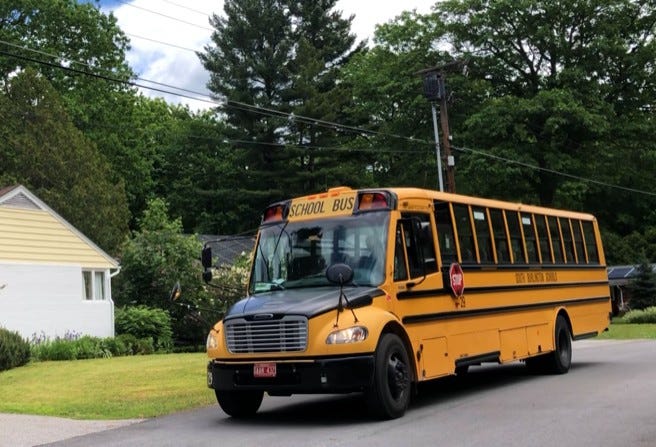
397, 279, 610, 300
572, 331, 600, 341
455, 264, 607, 272
401, 296, 610, 325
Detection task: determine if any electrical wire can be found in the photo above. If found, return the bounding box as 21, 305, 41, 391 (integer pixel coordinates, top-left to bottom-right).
1, 40, 655, 197
112, 0, 213, 31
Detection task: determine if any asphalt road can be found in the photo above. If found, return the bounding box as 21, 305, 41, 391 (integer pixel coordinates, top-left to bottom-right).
3, 339, 655, 447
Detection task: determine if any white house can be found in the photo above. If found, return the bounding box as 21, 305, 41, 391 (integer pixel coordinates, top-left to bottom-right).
0, 185, 119, 340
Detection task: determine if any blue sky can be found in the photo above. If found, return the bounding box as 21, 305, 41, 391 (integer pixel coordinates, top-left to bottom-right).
91, 0, 436, 110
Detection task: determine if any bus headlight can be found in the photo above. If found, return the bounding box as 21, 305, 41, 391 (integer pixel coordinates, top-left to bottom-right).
206, 330, 219, 350
326, 326, 368, 344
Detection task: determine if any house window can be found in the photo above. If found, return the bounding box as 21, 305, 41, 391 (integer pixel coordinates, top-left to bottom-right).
94, 272, 106, 300
82, 270, 107, 301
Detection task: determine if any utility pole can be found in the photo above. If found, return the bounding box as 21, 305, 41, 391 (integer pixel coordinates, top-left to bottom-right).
418, 64, 458, 193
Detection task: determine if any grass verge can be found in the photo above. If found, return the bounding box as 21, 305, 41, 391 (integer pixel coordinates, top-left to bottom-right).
1, 323, 654, 420
595, 323, 656, 340
0, 353, 215, 419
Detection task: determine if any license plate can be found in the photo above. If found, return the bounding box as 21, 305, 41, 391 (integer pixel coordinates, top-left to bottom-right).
253, 362, 276, 378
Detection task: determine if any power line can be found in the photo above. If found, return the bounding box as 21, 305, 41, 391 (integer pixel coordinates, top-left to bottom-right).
125, 33, 200, 54
160, 0, 214, 18
452, 144, 656, 197
112, 0, 214, 32
2, 41, 655, 198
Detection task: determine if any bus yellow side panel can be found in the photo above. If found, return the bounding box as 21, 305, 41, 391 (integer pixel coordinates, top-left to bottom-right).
419, 337, 449, 379
450, 329, 500, 361
526, 323, 552, 355
499, 328, 529, 362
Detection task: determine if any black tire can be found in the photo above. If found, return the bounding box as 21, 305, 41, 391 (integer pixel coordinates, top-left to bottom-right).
365, 333, 412, 419
546, 315, 572, 374
215, 390, 264, 418
455, 364, 469, 376
526, 315, 572, 374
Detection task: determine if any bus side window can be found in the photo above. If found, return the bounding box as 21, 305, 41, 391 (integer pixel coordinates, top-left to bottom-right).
453, 204, 476, 263
535, 214, 553, 264
473, 207, 493, 263
489, 209, 510, 263
402, 213, 438, 276
560, 217, 576, 263
521, 213, 539, 263
573, 220, 586, 263
548, 216, 564, 263
506, 211, 525, 264
434, 201, 457, 264
582, 221, 599, 263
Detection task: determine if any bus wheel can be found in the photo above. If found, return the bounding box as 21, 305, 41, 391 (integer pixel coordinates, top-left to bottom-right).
366, 333, 411, 419
526, 315, 572, 374
215, 390, 263, 418
546, 315, 572, 374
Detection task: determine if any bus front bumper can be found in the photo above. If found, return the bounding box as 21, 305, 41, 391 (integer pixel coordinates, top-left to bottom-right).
207, 355, 375, 394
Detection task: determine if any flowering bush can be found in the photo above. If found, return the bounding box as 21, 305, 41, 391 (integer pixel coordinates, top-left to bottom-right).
29, 330, 157, 361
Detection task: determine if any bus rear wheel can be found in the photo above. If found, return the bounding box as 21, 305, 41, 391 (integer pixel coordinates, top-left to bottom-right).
365, 333, 412, 419
215, 389, 264, 418
526, 315, 572, 374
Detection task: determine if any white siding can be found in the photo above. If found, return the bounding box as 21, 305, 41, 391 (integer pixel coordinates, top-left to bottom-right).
0, 263, 114, 340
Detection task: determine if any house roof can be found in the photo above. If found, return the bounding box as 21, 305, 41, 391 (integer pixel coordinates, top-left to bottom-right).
199, 234, 255, 266
0, 185, 118, 269
607, 264, 656, 286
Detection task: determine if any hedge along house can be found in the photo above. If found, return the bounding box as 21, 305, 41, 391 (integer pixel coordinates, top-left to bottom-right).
0, 185, 119, 340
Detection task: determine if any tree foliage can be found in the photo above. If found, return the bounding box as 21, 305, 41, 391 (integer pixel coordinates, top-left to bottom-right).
199, 0, 365, 230
628, 261, 656, 311
436, 0, 656, 217
0, 0, 163, 222
0, 69, 130, 252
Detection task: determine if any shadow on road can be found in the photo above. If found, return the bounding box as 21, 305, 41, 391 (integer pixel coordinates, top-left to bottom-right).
212, 359, 604, 426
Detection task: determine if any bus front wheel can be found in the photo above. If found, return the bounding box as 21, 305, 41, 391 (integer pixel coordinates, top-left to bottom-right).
215, 389, 264, 418
365, 333, 412, 419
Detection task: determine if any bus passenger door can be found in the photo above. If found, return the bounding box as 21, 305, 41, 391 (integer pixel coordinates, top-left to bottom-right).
392, 213, 450, 379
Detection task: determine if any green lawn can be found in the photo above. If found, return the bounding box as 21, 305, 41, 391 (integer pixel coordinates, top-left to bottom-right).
595, 323, 656, 339
0, 353, 215, 419
1, 323, 655, 420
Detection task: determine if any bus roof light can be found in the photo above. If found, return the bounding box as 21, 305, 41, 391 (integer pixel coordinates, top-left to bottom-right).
262, 203, 287, 223
357, 192, 390, 211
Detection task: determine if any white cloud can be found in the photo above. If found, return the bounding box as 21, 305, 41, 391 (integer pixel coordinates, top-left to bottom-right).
108, 0, 219, 110
107, 0, 436, 111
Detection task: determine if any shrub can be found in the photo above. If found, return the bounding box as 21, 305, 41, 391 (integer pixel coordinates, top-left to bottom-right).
33, 339, 77, 361
0, 328, 31, 371
115, 306, 173, 352
134, 337, 155, 355
622, 306, 656, 324
100, 336, 127, 357
75, 336, 109, 359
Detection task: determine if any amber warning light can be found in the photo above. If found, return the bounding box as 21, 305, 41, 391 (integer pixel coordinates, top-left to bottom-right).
262, 204, 287, 222
357, 192, 390, 211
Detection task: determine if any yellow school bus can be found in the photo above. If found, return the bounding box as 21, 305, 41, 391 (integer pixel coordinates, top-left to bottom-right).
202, 186, 611, 419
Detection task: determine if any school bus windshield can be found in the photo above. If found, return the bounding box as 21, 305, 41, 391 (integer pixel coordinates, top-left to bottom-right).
250, 213, 390, 293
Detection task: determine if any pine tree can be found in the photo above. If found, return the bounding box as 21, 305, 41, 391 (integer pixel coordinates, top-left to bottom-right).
284, 0, 366, 194
628, 261, 656, 310
199, 0, 365, 231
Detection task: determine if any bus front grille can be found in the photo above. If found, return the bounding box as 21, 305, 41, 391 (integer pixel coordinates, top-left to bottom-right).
224, 316, 308, 353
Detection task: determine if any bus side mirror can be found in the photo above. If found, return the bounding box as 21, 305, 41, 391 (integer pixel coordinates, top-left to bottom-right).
326, 263, 354, 285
